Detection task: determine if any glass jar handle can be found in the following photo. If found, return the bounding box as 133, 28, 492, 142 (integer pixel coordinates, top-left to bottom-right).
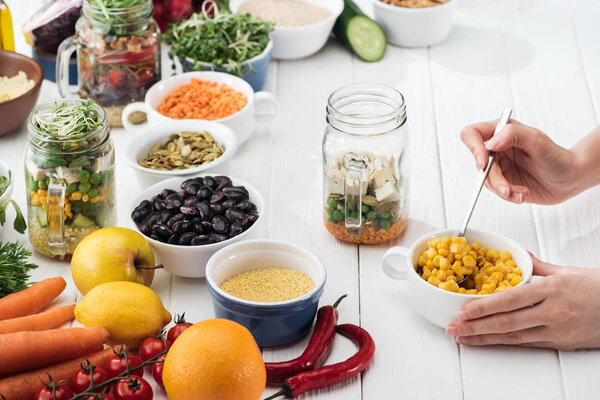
345, 159, 365, 236
47, 178, 66, 256
56, 36, 79, 97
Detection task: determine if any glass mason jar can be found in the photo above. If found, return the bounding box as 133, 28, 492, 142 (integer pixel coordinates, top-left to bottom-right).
25, 100, 116, 260
323, 83, 409, 244
56, 0, 161, 127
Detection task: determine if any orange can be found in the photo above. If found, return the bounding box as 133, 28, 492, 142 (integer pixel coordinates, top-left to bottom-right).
163, 318, 266, 400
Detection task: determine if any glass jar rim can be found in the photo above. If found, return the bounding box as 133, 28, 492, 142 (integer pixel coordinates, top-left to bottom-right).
82, 0, 153, 26
326, 83, 407, 135
27, 99, 109, 155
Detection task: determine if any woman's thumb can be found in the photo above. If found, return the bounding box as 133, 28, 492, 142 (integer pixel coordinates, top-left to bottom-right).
485, 122, 534, 152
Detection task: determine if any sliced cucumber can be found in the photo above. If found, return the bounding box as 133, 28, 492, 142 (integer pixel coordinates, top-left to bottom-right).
334, 0, 387, 62
71, 213, 95, 229
35, 207, 48, 228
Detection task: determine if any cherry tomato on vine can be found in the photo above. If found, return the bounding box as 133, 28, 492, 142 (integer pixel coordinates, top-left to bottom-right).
167, 313, 192, 346
105, 354, 144, 378
139, 336, 167, 362
82, 395, 116, 400
71, 365, 111, 393
109, 69, 128, 88
34, 383, 74, 400
131, 69, 154, 88
113, 377, 153, 400
151, 354, 166, 388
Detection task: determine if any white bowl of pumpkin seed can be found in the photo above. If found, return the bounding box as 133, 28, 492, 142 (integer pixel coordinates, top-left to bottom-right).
124, 119, 238, 188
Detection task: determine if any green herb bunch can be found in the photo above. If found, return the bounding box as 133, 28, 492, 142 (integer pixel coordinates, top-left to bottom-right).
0, 242, 38, 297
0, 172, 27, 234
163, 2, 274, 77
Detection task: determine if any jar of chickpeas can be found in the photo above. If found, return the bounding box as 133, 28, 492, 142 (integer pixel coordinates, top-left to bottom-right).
417, 236, 523, 295
322, 83, 409, 244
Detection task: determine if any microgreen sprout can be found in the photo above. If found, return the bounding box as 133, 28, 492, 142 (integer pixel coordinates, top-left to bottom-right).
32, 100, 102, 137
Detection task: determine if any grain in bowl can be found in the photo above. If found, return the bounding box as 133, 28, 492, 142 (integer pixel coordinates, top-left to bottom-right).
220, 267, 315, 302
0, 71, 35, 103
238, 0, 333, 27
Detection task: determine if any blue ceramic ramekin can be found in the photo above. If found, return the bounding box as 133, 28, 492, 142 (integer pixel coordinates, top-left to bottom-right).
206, 239, 327, 346
179, 40, 273, 92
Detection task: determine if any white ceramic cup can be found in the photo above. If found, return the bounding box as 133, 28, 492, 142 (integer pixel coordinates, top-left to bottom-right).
230, 0, 344, 60
124, 119, 238, 188
371, 0, 455, 47
382, 229, 533, 328
129, 176, 265, 278
121, 71, 277, 144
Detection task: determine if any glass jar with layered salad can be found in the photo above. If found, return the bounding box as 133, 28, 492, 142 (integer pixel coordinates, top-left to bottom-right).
56, 0, 160, 127
25, 99, 115, 260
323, 83, 409, 244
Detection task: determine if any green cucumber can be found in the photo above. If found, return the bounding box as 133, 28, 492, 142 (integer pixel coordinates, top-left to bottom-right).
334, 0, 387, 62
71, 213, 95, 229
35, 207, 48, 228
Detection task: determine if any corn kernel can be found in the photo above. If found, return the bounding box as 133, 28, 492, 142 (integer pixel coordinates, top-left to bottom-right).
511, 276, 522, 286
418, 256, 427, 267
433, 255, 442, 267
501, 251, 512, 262
82, 194, 90, 202
458, 287, 467, 294
487, 249, 500, 262
462, 255, 476, 267
71, 191, 82, 201
506, 259, 516, 268
446, 280, 460, 292
436, 269, 446, 281
438, 248, 449, 257
440, 257, 450, 270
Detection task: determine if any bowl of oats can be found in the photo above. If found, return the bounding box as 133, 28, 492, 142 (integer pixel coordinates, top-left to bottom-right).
0, 50, 43, 137
371, 0, 455, 48
124, 119, 238, 188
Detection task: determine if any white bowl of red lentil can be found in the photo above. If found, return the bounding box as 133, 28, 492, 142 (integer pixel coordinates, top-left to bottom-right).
230, 0, 344, 60
205, 239, 327, 346
382, 229, 533, 328
121, 71, 277, 144
371, 0, 455, 47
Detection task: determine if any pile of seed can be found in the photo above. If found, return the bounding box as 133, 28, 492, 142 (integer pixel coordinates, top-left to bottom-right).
220, 268, 315, 302
138, 131, 224, 171
238, 0, 332, 28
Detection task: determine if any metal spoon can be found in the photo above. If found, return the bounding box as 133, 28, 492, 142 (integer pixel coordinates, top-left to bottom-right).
456, 108, 513, 283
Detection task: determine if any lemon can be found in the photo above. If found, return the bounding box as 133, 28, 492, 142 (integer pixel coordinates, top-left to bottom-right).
75, 281, 171, 348
163, 319, 266, 400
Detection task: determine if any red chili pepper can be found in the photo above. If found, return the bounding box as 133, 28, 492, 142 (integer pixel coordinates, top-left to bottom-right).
265, 294, 347, 384
264, 323, 375, 399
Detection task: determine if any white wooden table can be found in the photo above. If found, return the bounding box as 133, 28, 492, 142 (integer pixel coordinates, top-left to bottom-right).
3, 0, 600, 399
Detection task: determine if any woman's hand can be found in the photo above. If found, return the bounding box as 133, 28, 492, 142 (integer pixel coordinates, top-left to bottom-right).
446, 254, 600, 350
460, 119, 582, 205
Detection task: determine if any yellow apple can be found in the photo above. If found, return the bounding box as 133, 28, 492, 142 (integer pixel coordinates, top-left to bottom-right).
71, 227, 158, 295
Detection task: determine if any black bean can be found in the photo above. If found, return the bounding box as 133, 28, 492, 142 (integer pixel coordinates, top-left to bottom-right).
215, 176, 233, 191
191, 235, 211, 245
152, 224, 172, 238
180, 206, 199, 216
222, 186, 249, 202
131, 208, 149, 223
212, 215, 230, 234
198, 202, 214, 221
153, 198, 164, 211
164, 193, 183, 209
203, 176, 217, 189
191, 217, 204, 233
247, 213, 259, 225
210, 203, 226, 215
181, 178, 196, 188
166, 213, 185, 228
168, 233, 179, 244
181, 181, 201, 196
209, 233, 228, 243
160, 189, 176, 199
210, 191, 226, 204
235, 200, 256, 212
221, 199, 237, 209
173, 220, 195, 234
193, 177, 204, 186
229, 222, 243, 237
178, 232, 196, 245
160, 210, 175, 224
140, 212, 160, 233
150, 234, 162, 241
135, 200, 152, 212
225, 209, 249, 226
201, 221, 214, 232
197, 186, 214, 200
184, 195, 200, 207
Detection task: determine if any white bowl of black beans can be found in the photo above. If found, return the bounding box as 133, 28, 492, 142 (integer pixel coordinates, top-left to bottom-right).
130, 175, 264, 278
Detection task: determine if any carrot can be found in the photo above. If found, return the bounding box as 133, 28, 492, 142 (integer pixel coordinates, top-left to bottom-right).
156, 79, 248, 120
0, 345, 125, 400
0, 277, 67, 320
0, 305, 75, 334
0, 326, 109, 376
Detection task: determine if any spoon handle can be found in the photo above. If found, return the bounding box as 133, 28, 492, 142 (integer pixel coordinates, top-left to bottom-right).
458, 108, 513, 237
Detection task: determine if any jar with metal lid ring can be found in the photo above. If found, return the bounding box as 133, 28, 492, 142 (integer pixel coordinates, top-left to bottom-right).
56, 0, 161, 127
322, 83, 409, 244
24, 99, 116, 260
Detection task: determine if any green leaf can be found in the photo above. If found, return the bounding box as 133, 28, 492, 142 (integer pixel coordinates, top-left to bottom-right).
9, 200, 27, 234
0, 241, 38, 298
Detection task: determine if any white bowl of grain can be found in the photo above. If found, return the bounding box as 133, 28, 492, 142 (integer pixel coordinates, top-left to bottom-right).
230, 0, 344, 60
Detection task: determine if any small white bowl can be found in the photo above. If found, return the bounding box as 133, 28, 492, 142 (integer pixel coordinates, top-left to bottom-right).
129, 176, 264, 278
230, 0, 344, 60
371, 0, 455, 47
124, 120, 238, 188
121, 71, 277, 144
0, 160, 14, 234
382, 229, 533, 328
